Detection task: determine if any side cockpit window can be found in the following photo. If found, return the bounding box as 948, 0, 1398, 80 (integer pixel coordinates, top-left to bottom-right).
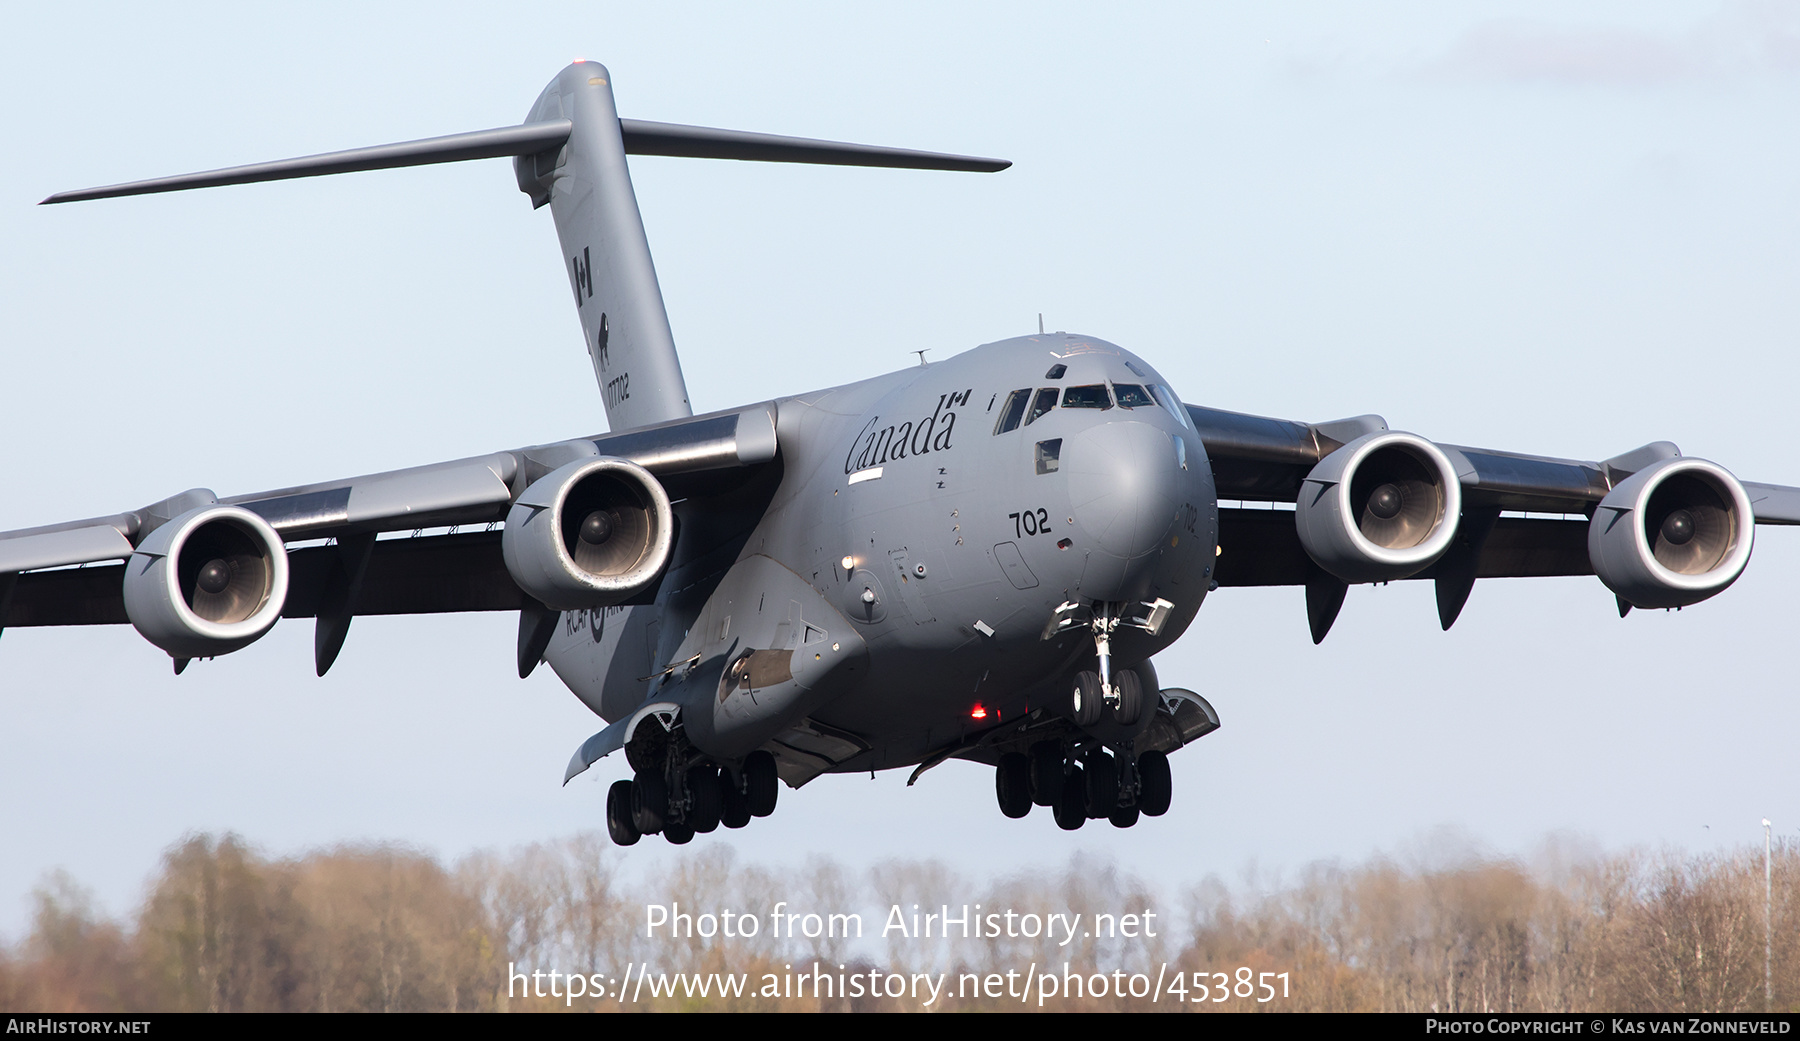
1147, 384, 1192, 429
993, 389, 1031, 434
1026, 388, 1058, 425
1113, 383, 1154, 408
1062, 384, 1113, 410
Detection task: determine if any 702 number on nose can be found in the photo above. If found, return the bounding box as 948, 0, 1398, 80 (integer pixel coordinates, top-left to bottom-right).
1009, 508, 1053, 538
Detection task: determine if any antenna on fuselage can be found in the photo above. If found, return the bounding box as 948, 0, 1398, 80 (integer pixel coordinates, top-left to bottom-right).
912, 349, 931, 367
1038, 313, 1044, 335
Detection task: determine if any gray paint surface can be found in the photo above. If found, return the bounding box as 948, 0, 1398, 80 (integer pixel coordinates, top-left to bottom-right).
7, 60, 1800, 800
4, 10, 1800, 928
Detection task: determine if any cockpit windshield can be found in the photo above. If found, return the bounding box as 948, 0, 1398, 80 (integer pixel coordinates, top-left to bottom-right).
1112, 383, 1154, 409
1062, 384, 1113, 410
993, 389, 1030, 434
995, 378, 1177, 432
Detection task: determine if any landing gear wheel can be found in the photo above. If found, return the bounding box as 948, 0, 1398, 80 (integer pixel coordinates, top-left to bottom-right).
1084, 752, 1120, 819
1054, 762, 1088, 830
1137, 750, 1172, 817
1109, 801, 1141, 829
720, 771, 752, 829
688, 765, 724, 833
1111, 669, 1144, 726
1029, 742, 1063, 807
606, 779, 641, 846
663, 819, 695, 844
1070, 670, 1104, 727
630, 769, 666, 835
744, 750, 779, 818
996, 753, 1032, 818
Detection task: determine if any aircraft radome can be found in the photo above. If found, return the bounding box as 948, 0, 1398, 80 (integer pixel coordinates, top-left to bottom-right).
5, 60, 1798, 846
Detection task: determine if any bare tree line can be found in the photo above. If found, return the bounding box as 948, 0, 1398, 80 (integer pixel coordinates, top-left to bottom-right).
0, 832, 1792, 1012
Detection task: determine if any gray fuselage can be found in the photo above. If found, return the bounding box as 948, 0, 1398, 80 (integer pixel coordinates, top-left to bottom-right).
545, 333, 1218, 775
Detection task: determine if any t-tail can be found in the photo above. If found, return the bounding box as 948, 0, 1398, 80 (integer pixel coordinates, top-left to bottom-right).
42, 60, 1009, 433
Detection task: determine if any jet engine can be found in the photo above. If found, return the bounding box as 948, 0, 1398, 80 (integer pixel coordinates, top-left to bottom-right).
1294, 431, 1462, 583
121, 505, 290, 658
1588, 457, 1753, 610
502, 457, 674, 610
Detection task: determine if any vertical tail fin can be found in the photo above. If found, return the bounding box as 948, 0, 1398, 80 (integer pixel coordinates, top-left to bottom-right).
516, 62, 693, 433
43, 60, 1009, 435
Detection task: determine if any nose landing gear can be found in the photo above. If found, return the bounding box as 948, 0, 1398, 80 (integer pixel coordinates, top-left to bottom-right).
1044, 599, 1172, 724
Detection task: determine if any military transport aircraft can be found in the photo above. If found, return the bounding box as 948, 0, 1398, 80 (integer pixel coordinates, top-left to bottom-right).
6, 61, 1799, 845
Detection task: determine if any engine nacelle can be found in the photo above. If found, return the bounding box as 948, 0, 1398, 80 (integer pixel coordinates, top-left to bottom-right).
502, 457, 674, 610
1588, 457, 1753, 610
1295, 431, 1462, 583
122, 505, 290, 658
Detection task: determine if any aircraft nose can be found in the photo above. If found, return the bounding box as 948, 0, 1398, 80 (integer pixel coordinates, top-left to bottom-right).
1062, 420, 1186, 599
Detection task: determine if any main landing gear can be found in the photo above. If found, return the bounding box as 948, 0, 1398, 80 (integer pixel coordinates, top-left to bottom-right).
994, 742, 1172, 830
607, 748, 780, 846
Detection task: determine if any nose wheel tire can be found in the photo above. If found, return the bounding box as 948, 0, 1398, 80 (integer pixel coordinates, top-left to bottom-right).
663, 820, 695, 844
1109, 801, 1141, 829
1110, 669, 1144, 726
744, 750, 780, 818
1137, 750, 1172, 817
1070, 670, 1104, 727
606, 779, 641, 846
996, 753, 1032, 818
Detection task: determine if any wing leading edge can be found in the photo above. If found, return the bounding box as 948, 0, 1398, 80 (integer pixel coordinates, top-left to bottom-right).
1189, 402, 1800, 640
0, 403, 779, 646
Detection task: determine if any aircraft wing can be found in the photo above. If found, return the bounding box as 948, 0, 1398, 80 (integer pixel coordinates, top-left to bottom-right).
1189, 403, 1800, 638
0, 403, 778, 666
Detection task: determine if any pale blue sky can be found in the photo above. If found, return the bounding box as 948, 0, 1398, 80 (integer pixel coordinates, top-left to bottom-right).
2, 2, 1798, 935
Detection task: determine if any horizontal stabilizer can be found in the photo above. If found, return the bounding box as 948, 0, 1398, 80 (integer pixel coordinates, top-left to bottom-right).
43, 117, 1007, 205
42, 121, 576, 204
619, 118, 1010, 172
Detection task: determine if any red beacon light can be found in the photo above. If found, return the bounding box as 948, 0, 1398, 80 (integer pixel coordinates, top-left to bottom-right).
970, 704, 988, 721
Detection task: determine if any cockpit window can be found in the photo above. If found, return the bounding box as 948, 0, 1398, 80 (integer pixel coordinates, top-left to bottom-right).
1044, 363, 1067, 380
993, 389, 1030, 434
1026, 388, 1058, 425
1035, 438, 1062, 475
1062, 384, 1113, 410
1147, 384, 1191, 429
1113, 383, 1154, 408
